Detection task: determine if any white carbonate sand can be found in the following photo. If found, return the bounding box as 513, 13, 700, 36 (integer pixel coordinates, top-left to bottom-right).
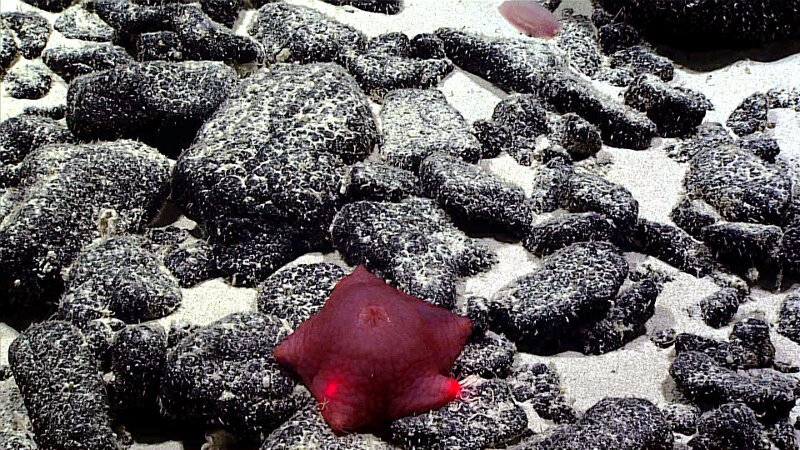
1, 0, 799, 448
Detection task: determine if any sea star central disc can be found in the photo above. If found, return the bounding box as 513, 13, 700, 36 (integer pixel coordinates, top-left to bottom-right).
274, 265, 473, 432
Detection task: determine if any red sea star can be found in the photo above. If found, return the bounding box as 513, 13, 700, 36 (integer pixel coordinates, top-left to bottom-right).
274, 265, 473, 433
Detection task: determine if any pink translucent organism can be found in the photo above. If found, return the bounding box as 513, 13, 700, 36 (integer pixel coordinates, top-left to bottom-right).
499, 0, 562, 39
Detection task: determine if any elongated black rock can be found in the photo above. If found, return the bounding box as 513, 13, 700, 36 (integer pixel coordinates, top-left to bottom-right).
389, 379, 527, 450
555, 13, 601, 77
563, 171, 639, 231
164, 239, 220, 287
67, 60, 237, 154
0, 114, 75, 187
20, 0, 74, 12
9, 321, 119, 449
523, 397, 673, 450
490, 242, 628, 353
660, 403, 700, 435
249, 3, 366, 63
727, 92, 769, 137
453, 331, 516, 379
624, 74, 708, 137
380, 89, 482, 171
57, 236, 182, 326
610, 45, 674, 82
702, 222, 783, 285
54, 5, 116, 42
174, 63, 376, 235
257, 263, 348, 330
331, 198, 495, 309
1, 12, 50, 59
670, 351, 799, 419
0, 377, 36, 450
42, 43, 134, 82
0, 26, 18, 76
684, 144, 792, 225
675, 319, 775, 370
626, 218, 716, 277
597, 0, 800, 47
0, 140, 172, 307
321, 0, 401, 14
419, 152, 529, 236
159, 313, 302, 437
434, 28, 656, 150
523, 212, 613, 256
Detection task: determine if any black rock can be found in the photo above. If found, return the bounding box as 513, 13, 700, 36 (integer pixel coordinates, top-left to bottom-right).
57, 236, 182, 326
665, 121, 736, 163
263, 395, 397, 449
685, 144, 792, 225
549, 112, 602, 160
489, 242, 628, 353
1, 12, 50, 59
597, 22, 643, 54
257, 263, 348, 330
380, 89, 482, 171
670, 198, 723, 239
142, 225, 191, 252
577, 278, 659, 355
527, 159, 574, 213
626, 218, 716, 277
453, 332, 516, 379
22, 103, 66, 120
411, 32, 446, 59
108, 324, 167, 411
524, 397, 673, 450
610, 45, 674, 82
0, 114, 75, 187
435, 28, 657, 150
42, 43, 134, 82
597, 0, 800, 47
67, 60, 237, 154
591, 6, 615, 28
463, 295, 492, 336
20, 0, 74, 12
675, 319, 775, 370
342, 161, 420, 202
173, 63, 376, 235
563, 170, 639, 231
199, 0, 243, 28
419, 152, 529, 236
651, 328, 677, 348
0, 26, 18, 76
249, 3, 366, 63
727, 92, 770, 137
320, 0, 401, 14
767, 419, 799, 450
660, 403, 700, 435
698, 288, 742, 328
508, 362, 578, 424
702, 222, 783, 283
209, 220, 315, 287
4, 61, 52, 99
134, 31, 186, 61
339, 32, 454, 100
523, 212, 613, 257
670, 351, 799, 419
331, 197, 495, 309
8, 321, 119, 449
94, 0, 261, 64
0, 140, 172, 307
688, 403, 768, 450
159, 312, 302, 437
782, 225, 800, 274
166, 321, 198, 348
164, 239, 220, 287
598, 66, 635, 87
778, 292, 800, 344
54, 5, 116, 41
82, 319, 115, 369
492, 94, 549, 138
555, 13, 602, 77
0, 377, 37, 449
738, 134, 781, 162
389, 378, 527, 450
625, 74, 708, 137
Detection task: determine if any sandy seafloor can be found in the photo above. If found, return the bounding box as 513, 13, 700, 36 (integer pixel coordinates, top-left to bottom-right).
1, 0, 799, 448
